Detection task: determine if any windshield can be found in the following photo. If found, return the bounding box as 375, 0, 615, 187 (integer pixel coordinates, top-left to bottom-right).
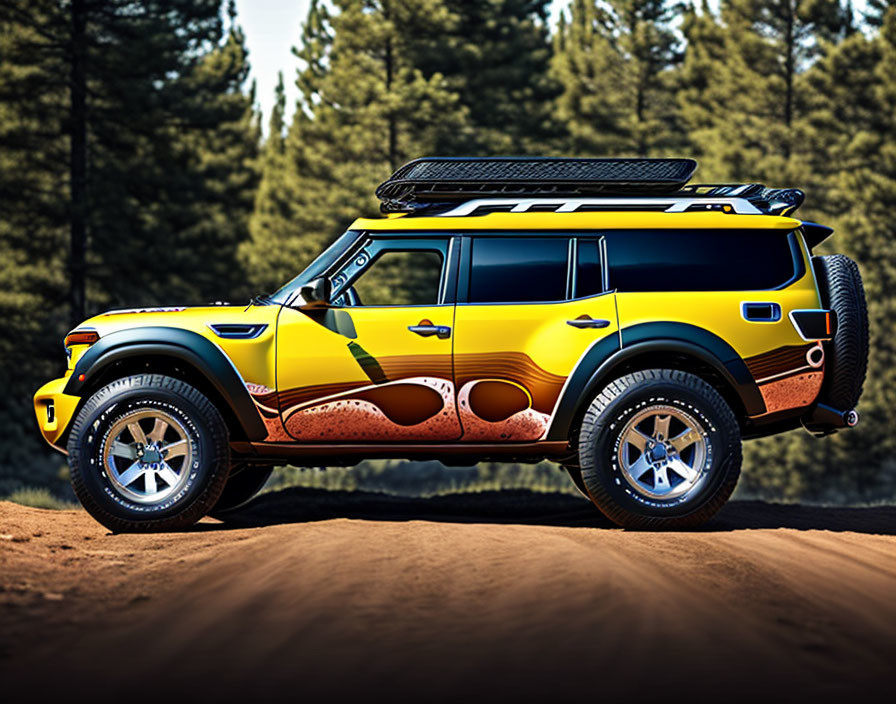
269, 229, 362, 304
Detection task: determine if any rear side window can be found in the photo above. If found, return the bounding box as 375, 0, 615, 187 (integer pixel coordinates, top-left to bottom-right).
469, 237, 569, 303
604, 229, 800, 292
575, 239, 603, 298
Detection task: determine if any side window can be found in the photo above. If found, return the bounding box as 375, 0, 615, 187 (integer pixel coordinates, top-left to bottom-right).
604, 229, 800, 292
469, 237, 569, 304
351, 250, 444, 306
575, 239, 603, 298
331, 238, 448, 307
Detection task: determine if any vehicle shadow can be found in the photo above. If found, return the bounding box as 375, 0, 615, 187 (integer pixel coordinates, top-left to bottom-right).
203, 486, 896, 535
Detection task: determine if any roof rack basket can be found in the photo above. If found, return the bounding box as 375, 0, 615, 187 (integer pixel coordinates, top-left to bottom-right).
375, 157, 804, 217
376, 157, 698, 213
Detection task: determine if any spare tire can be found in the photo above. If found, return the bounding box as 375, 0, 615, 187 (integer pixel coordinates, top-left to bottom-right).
812, 254, 869, 410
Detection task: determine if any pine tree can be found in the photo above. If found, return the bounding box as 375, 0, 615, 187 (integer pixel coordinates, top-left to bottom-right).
0, 0, 260, 493
241, 0, 469, 293
0, 1, 71, 494
678, 0, 852, 183
412, 1, 559, 154
740, 11, 896, 502
81, 1, 259, 308
552, 0, 683, 157
552, 0, 631, 155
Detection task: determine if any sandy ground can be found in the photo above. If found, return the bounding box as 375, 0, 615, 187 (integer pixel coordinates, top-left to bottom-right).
1, 490, 895, 703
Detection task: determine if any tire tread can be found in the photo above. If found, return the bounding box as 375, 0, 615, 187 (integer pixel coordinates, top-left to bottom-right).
66, 374, 230, 533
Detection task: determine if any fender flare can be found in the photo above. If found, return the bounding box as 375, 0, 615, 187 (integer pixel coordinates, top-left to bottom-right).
64, 326, 267, 441
544, 322, 764, 441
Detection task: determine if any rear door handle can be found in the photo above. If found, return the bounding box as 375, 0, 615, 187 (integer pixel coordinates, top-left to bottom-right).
567, 317, 611, 329
408, 324, 451, 339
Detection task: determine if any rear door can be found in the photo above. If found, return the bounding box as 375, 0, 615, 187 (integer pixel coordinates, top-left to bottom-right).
452, 234, 619, 442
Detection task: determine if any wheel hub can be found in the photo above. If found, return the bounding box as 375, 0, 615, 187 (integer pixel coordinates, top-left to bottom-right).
617, 405, 709, 500
101, 409, 193, 505
137, 444, 162, 464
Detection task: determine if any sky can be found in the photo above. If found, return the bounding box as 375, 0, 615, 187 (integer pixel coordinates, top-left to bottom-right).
234, 0, 570, 129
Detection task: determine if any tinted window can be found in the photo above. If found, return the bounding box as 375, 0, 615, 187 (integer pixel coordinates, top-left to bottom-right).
605, 230, 799, 292
351, 249, 444, 306
575, 239, 603, 298
470, 237, 569, 303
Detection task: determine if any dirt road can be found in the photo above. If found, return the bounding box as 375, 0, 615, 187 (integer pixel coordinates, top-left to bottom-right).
2, 490, 895, 702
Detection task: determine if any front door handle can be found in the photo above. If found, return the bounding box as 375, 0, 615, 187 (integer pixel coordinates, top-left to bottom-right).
567, 317, 611, 329
408, 324, 451, 339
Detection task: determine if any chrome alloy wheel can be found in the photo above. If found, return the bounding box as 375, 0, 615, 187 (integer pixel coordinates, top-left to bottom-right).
617, 405, 708, 500
102, 409, 193, 505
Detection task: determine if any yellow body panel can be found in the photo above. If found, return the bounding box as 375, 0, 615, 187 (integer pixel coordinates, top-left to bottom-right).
452, 294, 619, 441
352, 211, 800, 232
79, 305, 281, 391
34, 304, 281, 451
617, 245, 821, 360
275, 305, 460, 441
33, 377, 81, 449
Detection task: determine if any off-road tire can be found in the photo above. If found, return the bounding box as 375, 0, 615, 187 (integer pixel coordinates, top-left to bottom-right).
67, 374, 230, 533
812, 254, 869, 410
578, 369, 741, 530
209, 464, 273, 518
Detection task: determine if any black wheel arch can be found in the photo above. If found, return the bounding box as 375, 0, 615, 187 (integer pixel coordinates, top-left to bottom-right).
545, 322, 764, 442
63, 326, 267, 442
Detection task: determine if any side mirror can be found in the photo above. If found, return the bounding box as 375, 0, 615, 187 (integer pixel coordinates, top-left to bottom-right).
296, 277, 331, 309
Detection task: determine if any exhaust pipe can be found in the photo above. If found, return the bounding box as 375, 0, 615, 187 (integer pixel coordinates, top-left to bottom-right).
802, 403, 860, 436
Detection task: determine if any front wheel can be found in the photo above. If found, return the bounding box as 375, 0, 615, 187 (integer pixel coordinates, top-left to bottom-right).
66, 374, 230, 533
578, 369, 741, 529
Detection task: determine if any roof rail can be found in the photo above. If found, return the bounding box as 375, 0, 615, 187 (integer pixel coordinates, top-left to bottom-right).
437, 196, 763, 217
375, 157, 805, 216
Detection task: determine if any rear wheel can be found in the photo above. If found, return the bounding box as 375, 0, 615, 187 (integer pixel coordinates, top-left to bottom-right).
578, 369, 741, 529
67, 374, 230, 533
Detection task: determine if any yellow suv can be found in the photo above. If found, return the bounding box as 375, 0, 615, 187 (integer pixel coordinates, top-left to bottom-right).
33, 158, 869, 531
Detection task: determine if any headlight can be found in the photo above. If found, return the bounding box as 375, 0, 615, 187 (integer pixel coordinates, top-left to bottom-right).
64, 328, 100, 364
63, 329, 100, 347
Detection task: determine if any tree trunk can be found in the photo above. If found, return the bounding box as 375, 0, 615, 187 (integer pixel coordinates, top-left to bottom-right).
784, 6, 795, 159
69, 0, 87, 326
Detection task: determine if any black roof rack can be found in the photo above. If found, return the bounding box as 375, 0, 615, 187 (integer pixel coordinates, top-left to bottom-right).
375, 157, 805, 216
376, 157, 697, 213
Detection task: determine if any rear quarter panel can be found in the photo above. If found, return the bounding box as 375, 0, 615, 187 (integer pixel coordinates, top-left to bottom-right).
615, 238, 825, 416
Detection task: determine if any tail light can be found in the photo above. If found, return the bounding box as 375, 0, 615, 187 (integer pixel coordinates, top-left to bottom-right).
789, 310, 836, 341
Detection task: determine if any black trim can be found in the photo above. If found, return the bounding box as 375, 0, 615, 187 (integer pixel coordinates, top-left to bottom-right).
236, 440, 572, 465
790, 309, 835, 340
456, 236, 472, 304
742, 302, 782, 322
545, 335, 621, 440
545, 322, 764, 440
64, 327, 267, 441
801, 222, 834, 251
208, 323, 268, 339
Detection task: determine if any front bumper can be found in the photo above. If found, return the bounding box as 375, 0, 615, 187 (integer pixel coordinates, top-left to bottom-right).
33, 377, 81, 453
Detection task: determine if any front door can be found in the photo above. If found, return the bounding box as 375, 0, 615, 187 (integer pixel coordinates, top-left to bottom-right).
275, 236, 461, 442
452, 235, 619, 442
